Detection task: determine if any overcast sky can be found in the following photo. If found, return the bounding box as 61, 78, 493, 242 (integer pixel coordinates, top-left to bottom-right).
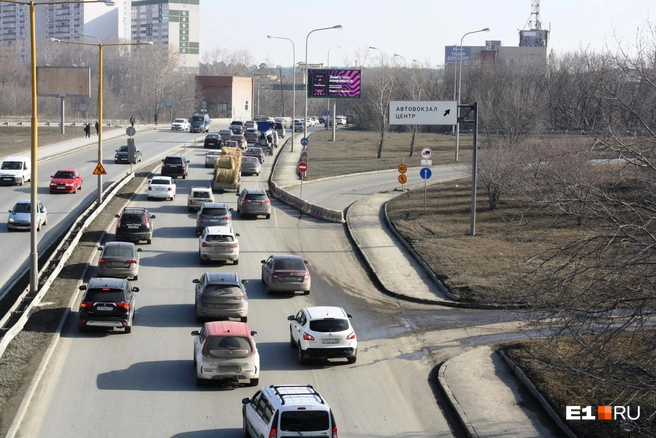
198, 0, 654, 68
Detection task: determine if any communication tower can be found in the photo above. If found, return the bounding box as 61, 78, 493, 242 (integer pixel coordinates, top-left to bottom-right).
519, 0, 549, 47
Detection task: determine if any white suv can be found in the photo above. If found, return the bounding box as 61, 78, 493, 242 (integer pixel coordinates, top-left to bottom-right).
288, 306, 357, 365
187, 186, 214, 212
198, 226, 240, 265
242, 385, 339, 438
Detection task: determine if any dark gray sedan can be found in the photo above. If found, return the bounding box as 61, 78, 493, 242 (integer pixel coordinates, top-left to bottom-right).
97, 241, 142, 280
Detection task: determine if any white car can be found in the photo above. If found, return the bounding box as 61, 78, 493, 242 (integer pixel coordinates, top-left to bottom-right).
288, 306, 357, 364
198, 226, 240, 265
147, 176, 176, 200
204, 150, 223, 168
171, 118, 190, 131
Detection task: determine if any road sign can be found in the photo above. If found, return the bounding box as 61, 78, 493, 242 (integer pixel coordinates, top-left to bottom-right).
398, 174, 407, 184
420, 168, 432, 179
297, 161, 308, 173
300, 137, 309, 146
163, 99, 175, 108
93, 162, 107, 175
397, 163, 408, 174
421, 159, 432, 166
126, 126, 136, 137
421, 147, 432, 159
389, 101, 457, 125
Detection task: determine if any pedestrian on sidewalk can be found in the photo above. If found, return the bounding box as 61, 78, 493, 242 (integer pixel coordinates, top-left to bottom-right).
94, 121, 99, 136
154, 113, 158, 126
129, 115, 135, 127
84, 123, 91, 138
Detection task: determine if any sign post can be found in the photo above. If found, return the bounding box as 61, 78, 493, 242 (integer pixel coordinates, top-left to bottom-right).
397, 163, 408, 190
420, 167, 432, 212
297, 161, 308, 198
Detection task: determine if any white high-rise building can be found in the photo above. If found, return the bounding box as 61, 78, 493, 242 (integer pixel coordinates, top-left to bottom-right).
131, 0, 199, 72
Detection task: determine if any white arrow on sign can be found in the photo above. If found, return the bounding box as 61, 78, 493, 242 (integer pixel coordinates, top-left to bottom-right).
389, 100, 457, 125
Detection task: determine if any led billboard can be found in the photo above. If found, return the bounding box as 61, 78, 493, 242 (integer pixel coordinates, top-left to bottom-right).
307, 69, 361, 98
444, 46, 471, 66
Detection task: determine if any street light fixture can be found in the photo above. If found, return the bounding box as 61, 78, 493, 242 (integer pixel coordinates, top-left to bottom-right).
268, 35, 296, 152
369, 46, 383, 63
304, 25, 342, 139
50, 36, 153, 205
393, 53, 406, 67
454, 27, 489, 162
0, 0, 114, 295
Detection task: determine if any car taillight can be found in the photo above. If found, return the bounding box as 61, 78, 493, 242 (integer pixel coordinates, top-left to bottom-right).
234, 294, 244, 300
241, 199, 249, 203
269, 428, 277, 438
208, 199, 214, 203
127, 259, 137, 264
148, 186, 152, 191
264, 199, 270, 204
332, 426, 338, 438
221, 215, 230, 220
346, 331, 356, 340
167, 187, 173, 191
79, 301, 94, 308
231, 242, 238, 248
272, 273, 278, 279
189, 199, 193, 204
202, 242, 209, 247
116, 217, 122, 228
99, 259, 109, 264
304, 272, 310, 279
144, 216, 150, 230
302, 332, 315, 341
198, 215, 207, 220
116, 302, 130, 310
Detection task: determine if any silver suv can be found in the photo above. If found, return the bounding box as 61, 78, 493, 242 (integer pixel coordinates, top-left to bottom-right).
196, 202, 232, 235
192, 272, 249, 322
242, 385, 338, 438
236, 188, 271, 219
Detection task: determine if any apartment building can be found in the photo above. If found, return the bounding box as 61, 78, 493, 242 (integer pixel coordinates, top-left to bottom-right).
131, 0, 199, 72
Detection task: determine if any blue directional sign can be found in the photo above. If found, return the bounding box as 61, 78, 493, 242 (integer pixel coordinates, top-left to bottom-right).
300, 138, 309, 146
420, 168, 432, 179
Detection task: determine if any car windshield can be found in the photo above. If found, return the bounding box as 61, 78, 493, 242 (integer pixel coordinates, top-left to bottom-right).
280, 411, 330, 432
117, 146, 128, 152
309, 319, 349, 332
151, 179, 170, 185
205, 234, 234, 242
12, 203, 30, 213
103, 246, 134, 258
205, 336, 252, 358
84, 289, 125, 303
203, 285, 242, 296
53, 171, 75, 179
201, 208, 228, 216
192, 116, 205, 122
1, 161, 22, 170
274, 258, 305, 270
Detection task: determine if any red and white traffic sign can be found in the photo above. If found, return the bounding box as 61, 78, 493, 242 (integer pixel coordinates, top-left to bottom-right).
421, 147, 432, 159
297, 161, 308, 173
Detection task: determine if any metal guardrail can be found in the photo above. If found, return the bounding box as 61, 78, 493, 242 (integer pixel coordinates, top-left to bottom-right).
0, 172, 135, 359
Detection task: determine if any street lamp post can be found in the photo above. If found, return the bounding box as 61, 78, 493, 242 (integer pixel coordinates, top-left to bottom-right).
51, 36, 153, 204
369, 46, 383, 64
0, 0, 116, 295
268, 35, 296, 152
393, 53, 406, 67
454, 27, 489, 162
304, 25, 342, 139
326, 45, 341, 129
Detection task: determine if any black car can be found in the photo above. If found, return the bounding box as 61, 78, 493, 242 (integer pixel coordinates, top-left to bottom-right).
204, 134, 222, 149
161, 155, 190, 179
115, 207, 156, 244
114, 145, 143, 164
78, 277, 139, 333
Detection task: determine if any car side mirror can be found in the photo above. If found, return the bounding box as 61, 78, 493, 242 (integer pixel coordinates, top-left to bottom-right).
242, 280, 249, 284
115, 214, 120, 218
186, 160, 190, 164
192, 279, 199, 283
287, 315, 295, 321
50, 175, 54, 178
242, 398, 251, 405
191, 330, 200, 336
97, 247, 103, 251
260, 260, 265, 264
235, 233, 240, 237
136, 248, 142, 252
304, 260, 309, 264
250, 331, 258, 336
229, 208, 234, 211
347, 314, 352, 319
132, 287, 140, 292
161, 159, 164, 162
150, 215, 156, 219
235, 193, 239, 196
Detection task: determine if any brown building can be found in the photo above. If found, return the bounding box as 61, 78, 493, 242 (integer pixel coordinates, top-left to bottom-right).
195, 76, 253, 119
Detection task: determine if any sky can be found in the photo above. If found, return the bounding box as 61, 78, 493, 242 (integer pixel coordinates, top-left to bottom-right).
198, 0, 654, 68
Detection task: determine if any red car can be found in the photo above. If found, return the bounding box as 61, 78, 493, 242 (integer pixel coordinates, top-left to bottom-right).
49, 169, 82, 194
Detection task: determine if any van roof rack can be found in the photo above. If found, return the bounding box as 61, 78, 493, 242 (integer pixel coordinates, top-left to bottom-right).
269, 384, 325, 405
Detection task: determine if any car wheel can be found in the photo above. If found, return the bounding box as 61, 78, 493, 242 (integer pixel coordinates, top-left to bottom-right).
133, 274, 138, 281
298, 345, 308, 365
234, 259, 239, 265
37, 221, 41, 231
249, 378, 258, 387
347, 354, 357, 364
289, 329, 296, 348
18, 177, 23, 186
124, 325, 132, 334
303, 290, 310, 295
266, 214, 270, 219
182, 174, 186, 179
146, 239, 152, 245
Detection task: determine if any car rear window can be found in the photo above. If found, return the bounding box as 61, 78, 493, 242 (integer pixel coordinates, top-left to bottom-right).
201, 208, 228, 216
309, 319, 349, 332
242, 157, 259, 164
245, 193, 267, 201
206, 135, 219, 139
193, 191, 211, 198
204, 336, 252, 358
203, 285, 242, 296
103, 247, 133, 258
121, 213, 144, 224
280, 411, 330, 432
274, 258, 305, 270
205, 235, 234, 243
84, 288, 125, 302
164, 157, 183, 164
151, 179, 169, 185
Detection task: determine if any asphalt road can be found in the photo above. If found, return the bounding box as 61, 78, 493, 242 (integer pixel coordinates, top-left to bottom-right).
14, 131, 526, 437
0, 129, 198, 295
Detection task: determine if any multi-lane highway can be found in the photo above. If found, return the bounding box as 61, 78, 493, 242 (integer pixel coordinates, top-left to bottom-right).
12, 128, 523, 437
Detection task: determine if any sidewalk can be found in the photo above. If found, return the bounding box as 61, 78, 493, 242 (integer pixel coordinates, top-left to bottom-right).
271, 133, 565, 438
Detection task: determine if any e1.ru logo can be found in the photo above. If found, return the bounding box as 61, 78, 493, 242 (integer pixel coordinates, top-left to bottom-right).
566, 406, 640, 421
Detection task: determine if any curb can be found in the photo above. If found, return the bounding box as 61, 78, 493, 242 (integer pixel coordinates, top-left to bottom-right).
438, 354, 479, 438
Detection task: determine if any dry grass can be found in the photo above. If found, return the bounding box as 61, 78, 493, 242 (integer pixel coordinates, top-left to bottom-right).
0, 126, 93, 156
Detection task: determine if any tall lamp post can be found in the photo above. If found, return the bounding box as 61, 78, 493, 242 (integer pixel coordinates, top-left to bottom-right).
393, 53, 406, 67
267, 35, 296, 151
369, 46, 383, 64
454, 27, 489, 162
304, 25, 342, 139
51, 36, 153, 204
326, 45, 341, 126
0, 0, 116, 295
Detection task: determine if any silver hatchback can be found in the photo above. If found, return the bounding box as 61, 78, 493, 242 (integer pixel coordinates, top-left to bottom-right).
97, 241, 142, 280
192, 272, 249, 322
236, 188, 271, 219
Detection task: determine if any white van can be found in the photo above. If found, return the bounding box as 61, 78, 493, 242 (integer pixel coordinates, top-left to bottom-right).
242, 384, 338, 438
0, 156, 31, 186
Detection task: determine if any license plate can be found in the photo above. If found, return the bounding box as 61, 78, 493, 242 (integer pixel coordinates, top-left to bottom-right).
321, 338, 340, 344
156, 187, 165, 191
127, 224, 140, 229
97, 306, 113, 311
2, 177, 12, 181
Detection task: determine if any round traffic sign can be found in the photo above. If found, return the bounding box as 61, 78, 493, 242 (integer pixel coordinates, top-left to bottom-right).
300, 137, 309, 146
297, 161, 308, 173
398, 163, 408, 174
126, 126, 136, 137
398, 174, 408, 184
421, 147, 432, 159
420, 167, 432, 179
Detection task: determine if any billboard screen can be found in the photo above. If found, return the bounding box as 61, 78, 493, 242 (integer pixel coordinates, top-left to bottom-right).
444, 46, 471, 66
307, 69, 361, 98
37, 67, 90, 97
